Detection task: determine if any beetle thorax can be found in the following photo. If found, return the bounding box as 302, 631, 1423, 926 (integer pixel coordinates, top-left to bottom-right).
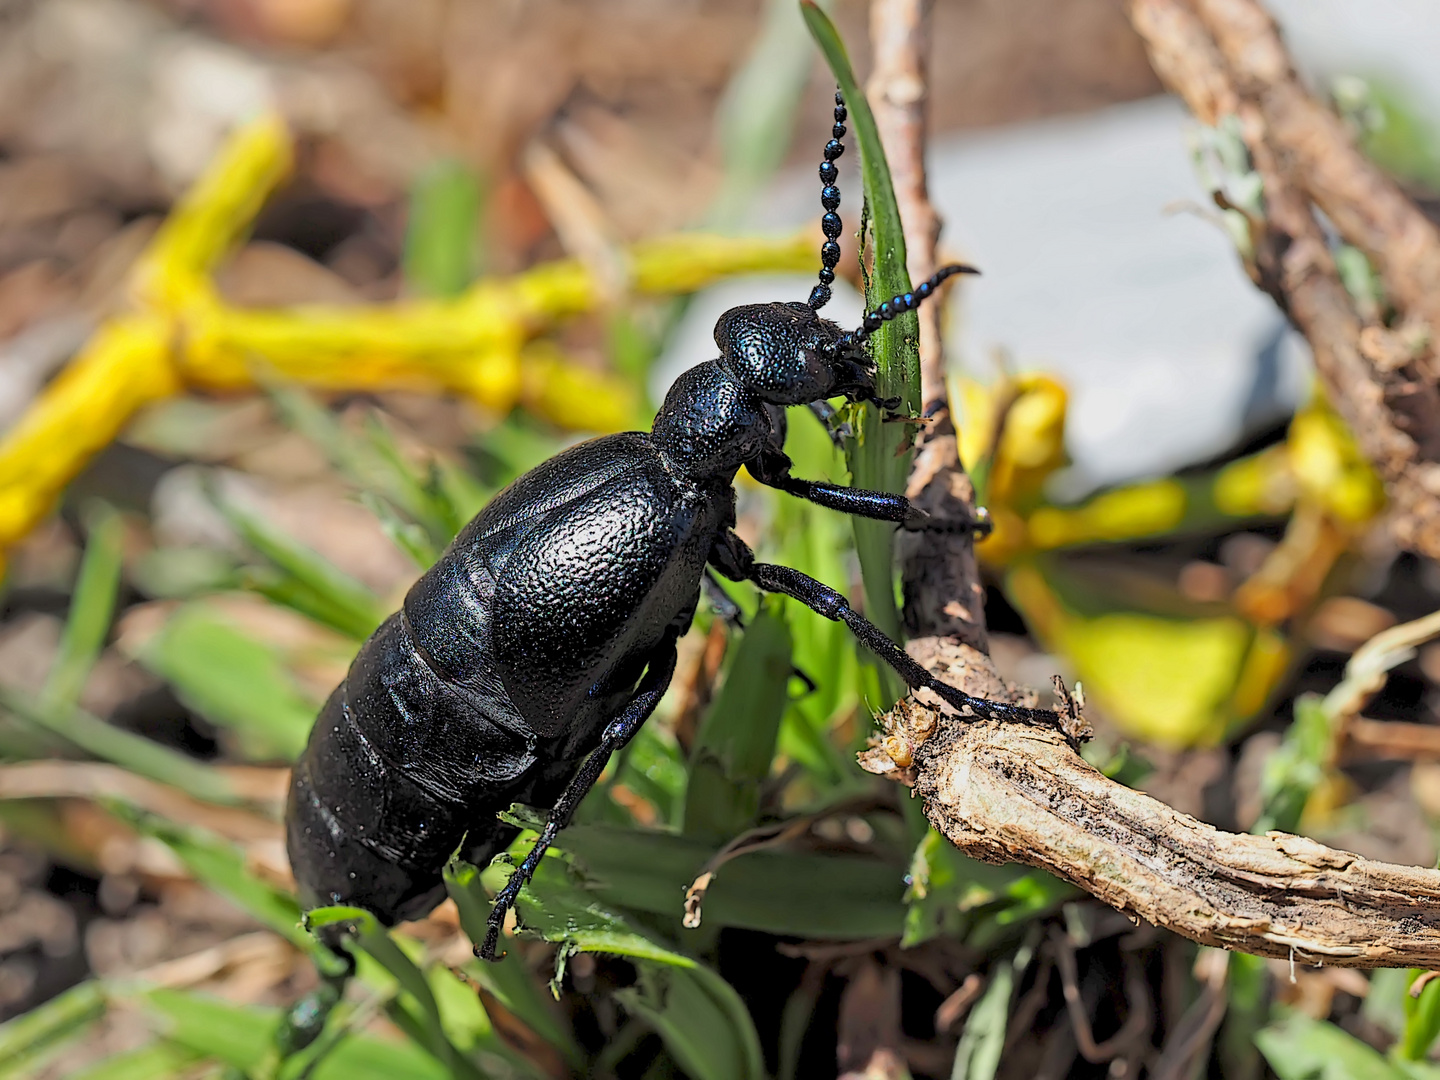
649, 361, 778, 482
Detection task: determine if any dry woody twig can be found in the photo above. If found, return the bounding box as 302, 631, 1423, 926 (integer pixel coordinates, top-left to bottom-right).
1130, 0, 1440, 557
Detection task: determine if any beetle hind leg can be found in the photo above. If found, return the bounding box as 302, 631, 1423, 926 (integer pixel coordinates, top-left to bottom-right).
478, 634, 680, 961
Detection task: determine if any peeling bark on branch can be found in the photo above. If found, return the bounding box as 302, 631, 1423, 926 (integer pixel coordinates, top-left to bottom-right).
861, 643, 1440, 970
916, 713, 1440, 968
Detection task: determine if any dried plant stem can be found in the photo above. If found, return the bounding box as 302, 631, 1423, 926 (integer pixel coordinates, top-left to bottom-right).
1127, 0, 1440, 555
912, 702, 1440, 968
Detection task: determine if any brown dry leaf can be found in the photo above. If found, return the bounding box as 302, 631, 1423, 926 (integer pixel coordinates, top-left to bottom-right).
836, 959, 906, 1080
215, 241, 365, 308
0, 262, 72, 341
1306, 596, 1398, 653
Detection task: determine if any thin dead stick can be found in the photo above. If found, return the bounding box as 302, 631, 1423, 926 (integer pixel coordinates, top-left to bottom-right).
934, 972, 985, 1033
1191, 0, 1440, 340
1150, 948, 1229, 1080
1052, 928, 1151, 1062
1345, 718, 1440, 762
1127, 0, 1440, 557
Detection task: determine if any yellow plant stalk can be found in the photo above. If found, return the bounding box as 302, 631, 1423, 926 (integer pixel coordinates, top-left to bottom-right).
0, 112, 818, 560
0, 317, 180, 546
129, 112, 295, 312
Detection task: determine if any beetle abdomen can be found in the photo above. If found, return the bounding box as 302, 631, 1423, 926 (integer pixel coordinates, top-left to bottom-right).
286, 600, 537, 923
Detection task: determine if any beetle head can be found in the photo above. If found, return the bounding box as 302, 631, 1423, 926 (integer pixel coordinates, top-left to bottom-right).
713, 300, 878, 408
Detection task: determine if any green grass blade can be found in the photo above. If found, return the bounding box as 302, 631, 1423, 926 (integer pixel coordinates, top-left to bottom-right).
0, 980, 105, 1072
951, 956, 1015, 1080
1402, 968, 1440, 1061
682, 603, 793, 843
1253, 693, 1331, 835
214, 491, 386, 640
953, 934, 1040, 1080
130, 545, 240, 599
0, 686, 240, 805
444, 861, 583, 1066
708, 0, 821, 230
902, 828, 1072, 948
305, 907, 484, 1080
559, 824, 905, 939
802, 1, 919, 668
615, 964, 766, 1080
454, 845, 765, 1080
1218, 951, 1267, 1080
404, 159, 483, 298
358, 491, 440, 570
267, 386, 460, 547
145, 987, 450, 1080
133, 603, 318, 763
493, 850, 700, 972
1256, 1009, 1416, 1079
452, 829, 708, 972
43, 502, 125, 711
69, 1040, 201, 1080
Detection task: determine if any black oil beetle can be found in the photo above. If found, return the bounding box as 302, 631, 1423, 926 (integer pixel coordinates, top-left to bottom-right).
285, 89, 1054, 961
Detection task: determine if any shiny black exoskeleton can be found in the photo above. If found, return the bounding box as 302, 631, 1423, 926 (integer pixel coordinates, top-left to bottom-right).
286, 90, 1052, 961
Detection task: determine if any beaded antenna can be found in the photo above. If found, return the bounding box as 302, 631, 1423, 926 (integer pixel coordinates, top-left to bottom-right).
804, 88, 978, 355
806, 89, 849, 311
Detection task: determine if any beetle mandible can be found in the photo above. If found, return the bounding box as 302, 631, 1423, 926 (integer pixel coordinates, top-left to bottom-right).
286, 89, 1056, 961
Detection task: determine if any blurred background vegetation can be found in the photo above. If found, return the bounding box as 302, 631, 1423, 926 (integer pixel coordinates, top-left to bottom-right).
0, 0, 1439, 1077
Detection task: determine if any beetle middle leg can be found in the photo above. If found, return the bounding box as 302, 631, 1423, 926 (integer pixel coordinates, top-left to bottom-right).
710, 532, 1050, 725
702, 568, 746, 630
480, 633, 680, 961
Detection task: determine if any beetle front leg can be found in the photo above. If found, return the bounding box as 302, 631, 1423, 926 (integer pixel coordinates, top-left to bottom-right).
747, 451, 990, 537
480, 635, 679, 961
775, 476, 991, 536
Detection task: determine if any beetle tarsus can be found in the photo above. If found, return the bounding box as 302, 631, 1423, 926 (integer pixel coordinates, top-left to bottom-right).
807, 399, 852, 448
